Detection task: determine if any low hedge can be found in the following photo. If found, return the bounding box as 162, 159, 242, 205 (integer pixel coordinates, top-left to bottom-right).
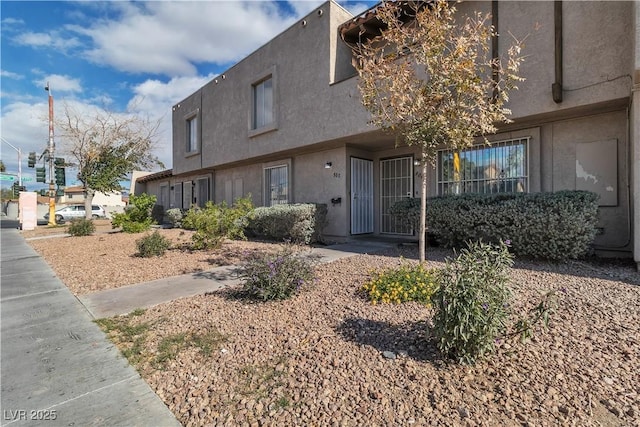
390, 191, 599, 260
247, 203, 328, 244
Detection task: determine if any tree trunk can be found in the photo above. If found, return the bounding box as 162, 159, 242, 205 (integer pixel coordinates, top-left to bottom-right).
85, 188, 95, 220
419, 155, 428, 263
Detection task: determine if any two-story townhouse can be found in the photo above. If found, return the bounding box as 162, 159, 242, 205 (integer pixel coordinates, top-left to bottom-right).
137, 0, 640, 268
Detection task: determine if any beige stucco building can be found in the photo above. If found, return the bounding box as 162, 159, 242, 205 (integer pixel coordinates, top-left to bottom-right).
134, 0, 640, 268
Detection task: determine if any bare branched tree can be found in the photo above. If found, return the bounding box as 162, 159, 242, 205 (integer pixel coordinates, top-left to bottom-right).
351, 0, 525, 261
57, 104, 164, 218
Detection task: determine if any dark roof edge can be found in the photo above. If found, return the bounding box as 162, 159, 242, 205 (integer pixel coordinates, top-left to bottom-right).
136, 169, 173, 183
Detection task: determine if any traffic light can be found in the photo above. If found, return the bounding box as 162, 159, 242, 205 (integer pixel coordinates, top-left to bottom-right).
12, 182, 19, 197
36, 167, 46, 183
28, 152, 36, 168
54, 158, 65, 186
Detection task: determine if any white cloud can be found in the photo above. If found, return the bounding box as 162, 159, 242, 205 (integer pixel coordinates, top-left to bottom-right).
1, 101, 51, 183
34, 74, 82, 94
126, 74, 219, 169
13, 30, 81, 52
1, 17, 24, 26
1, 70, 24, 80
286, 0, 324, 17
66, 1, 304, 77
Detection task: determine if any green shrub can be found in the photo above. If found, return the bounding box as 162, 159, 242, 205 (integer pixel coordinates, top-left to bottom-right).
431, 240, 513, 364
112, 193, 157, 233
67, 217, 96, 236
388, 198, 422, 231
362, 261, 437, 305
136, 231, 171, 257
247, 203, 327, 244
165, 208, 184, 228
239, 245, 317, 301
181, 196, 254, 249
390, 191, 599, 260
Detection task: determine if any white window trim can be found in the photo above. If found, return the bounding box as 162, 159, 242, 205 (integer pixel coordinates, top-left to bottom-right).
185, 109, 200, 156
262, 159, 291, 206
249, 66, 278, 138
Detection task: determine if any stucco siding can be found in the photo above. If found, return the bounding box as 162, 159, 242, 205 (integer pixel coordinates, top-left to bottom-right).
453, 1, 632, 119
293, 147, 348, 237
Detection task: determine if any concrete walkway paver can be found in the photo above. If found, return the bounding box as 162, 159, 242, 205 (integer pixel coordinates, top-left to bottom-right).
1, 227, 181, 427
79, 240, 395, 319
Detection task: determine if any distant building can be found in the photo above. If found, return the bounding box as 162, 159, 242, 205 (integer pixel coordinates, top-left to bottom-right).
60, 186, 126, 207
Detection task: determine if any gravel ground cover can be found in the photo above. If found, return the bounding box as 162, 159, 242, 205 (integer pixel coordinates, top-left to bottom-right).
25, 225, 278, 295
23, 225, 640, 426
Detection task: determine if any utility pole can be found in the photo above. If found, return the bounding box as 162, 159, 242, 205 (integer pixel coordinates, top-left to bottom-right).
45, 82, 56, 226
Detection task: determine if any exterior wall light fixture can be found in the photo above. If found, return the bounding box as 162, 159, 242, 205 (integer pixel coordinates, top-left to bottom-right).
324, 162, 332, 169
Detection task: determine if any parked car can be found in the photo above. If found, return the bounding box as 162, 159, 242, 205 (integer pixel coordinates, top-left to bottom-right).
44, 204, 106, 223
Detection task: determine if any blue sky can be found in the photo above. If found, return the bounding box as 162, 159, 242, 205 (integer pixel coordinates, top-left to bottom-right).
1, 0, 374, 191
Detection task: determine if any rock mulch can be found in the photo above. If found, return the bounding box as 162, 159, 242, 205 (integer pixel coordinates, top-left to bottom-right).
108, 247, 639, 427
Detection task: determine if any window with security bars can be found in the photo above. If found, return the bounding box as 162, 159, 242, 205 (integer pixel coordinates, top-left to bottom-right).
437, 138, 529, 195
264, 165, 288, 206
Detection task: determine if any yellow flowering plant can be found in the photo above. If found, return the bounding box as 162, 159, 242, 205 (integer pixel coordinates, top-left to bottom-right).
362, 261, 437, 305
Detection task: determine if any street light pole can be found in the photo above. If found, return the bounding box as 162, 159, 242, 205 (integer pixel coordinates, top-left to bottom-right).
0, 137, 22, 186
45, 82, 56, 226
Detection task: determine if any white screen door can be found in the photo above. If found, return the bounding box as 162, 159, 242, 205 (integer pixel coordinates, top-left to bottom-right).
351, 157, 374, 234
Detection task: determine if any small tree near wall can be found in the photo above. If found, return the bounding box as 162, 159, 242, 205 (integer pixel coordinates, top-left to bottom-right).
350, 0, 525, 261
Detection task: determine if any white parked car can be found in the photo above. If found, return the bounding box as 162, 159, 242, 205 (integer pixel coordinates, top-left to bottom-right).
44, 204, 106, 223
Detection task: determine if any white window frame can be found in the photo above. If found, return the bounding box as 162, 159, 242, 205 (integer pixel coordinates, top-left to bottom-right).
185, 111, 199, 155
249, 66, 278, 137
437, 137, 530, 195
264, 164, 289, 207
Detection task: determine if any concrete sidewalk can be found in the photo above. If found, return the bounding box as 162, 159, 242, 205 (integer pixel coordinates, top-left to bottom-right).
79, 240, 395, 319
0, 226, 181, 427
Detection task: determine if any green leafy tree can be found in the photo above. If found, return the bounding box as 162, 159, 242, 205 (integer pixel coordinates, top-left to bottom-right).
57, 104, 164, 219
0, 160, 6, 172
350, 0, 525, 261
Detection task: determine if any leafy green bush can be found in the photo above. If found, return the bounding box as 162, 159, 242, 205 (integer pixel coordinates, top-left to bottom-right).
239, 245, 317, 301
388, 197, 422, 231
67, 217, 96, 236
165, 208, 184, 228
390, 191, 599, 260
362, 261, 437, 305
112, 193, 157, 233
136, 231, 171, 257
247, 203, 328, 244
181, 196, 254, 249
431, 240, 513, 364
